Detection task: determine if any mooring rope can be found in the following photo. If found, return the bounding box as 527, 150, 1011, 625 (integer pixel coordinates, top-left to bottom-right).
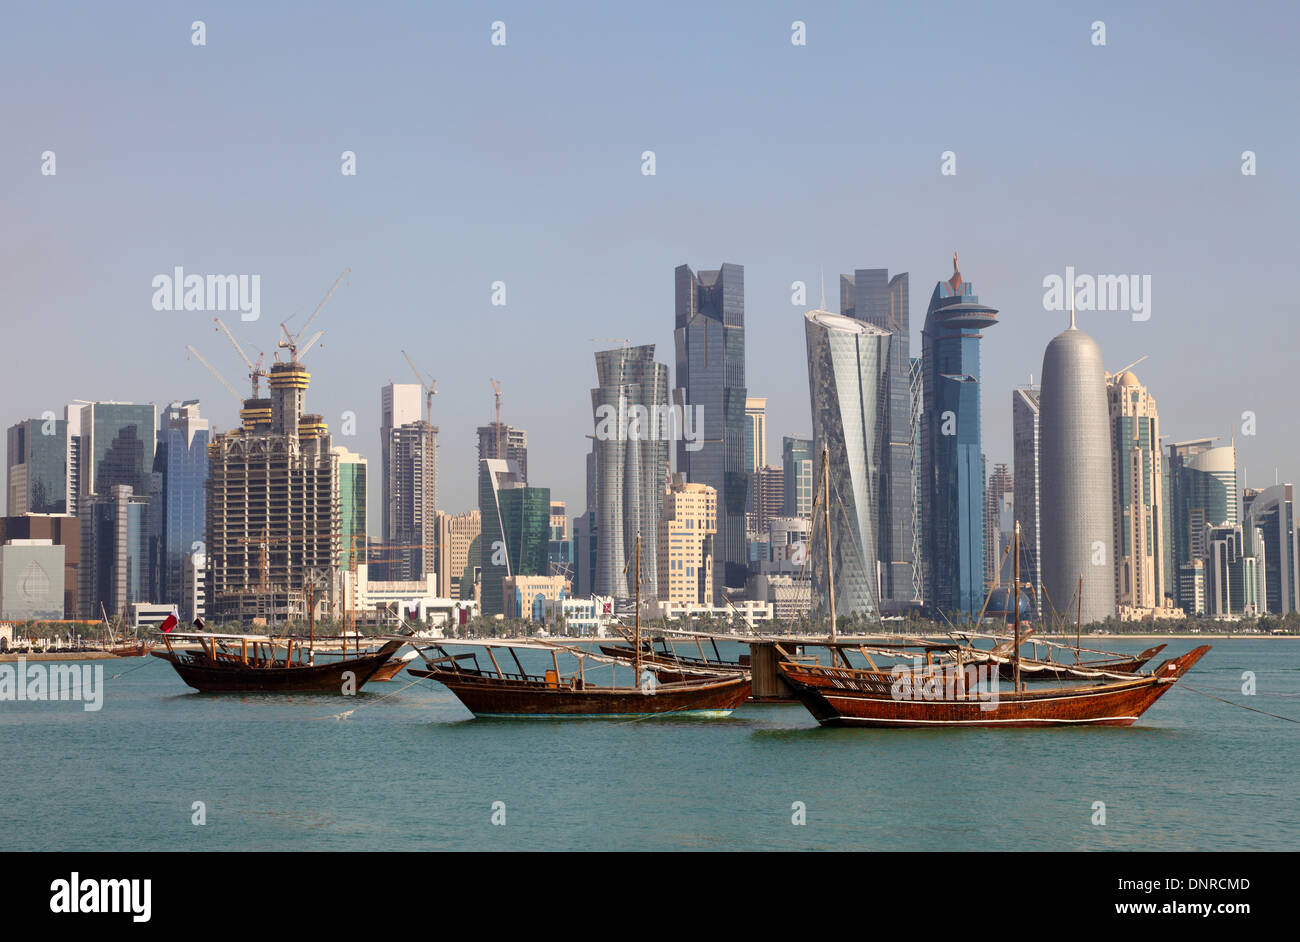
313, 673, 436, 721
1176, 683, 1300, 724
106, 655, 164, 681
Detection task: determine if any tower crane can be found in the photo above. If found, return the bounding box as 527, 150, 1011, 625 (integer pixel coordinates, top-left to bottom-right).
1109, 354, 1150, 379
185, 345, 243, 405
278, 268, 349, 363
214, 317, 266, 397
490, 378, 503, 459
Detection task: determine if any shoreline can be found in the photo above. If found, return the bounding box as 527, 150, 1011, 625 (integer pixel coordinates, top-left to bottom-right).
0, 651, 121, 662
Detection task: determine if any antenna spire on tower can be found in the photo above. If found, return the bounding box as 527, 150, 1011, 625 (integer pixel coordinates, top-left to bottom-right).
1068, 278, 1078, 331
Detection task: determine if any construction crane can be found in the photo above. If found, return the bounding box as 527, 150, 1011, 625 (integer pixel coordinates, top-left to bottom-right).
1110, 354, 1150, 378
401, 350, 438, 425
186, 345, 243, 404
278, 268, 349, 363
237, 525, 288, 593
489, 378, 504, 459
214, 317, 265, 397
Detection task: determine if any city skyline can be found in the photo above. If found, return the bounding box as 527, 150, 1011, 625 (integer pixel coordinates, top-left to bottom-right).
4, 3, 1296, 522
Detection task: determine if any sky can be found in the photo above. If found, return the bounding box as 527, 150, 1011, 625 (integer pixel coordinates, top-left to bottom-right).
3, 1, 1297, 520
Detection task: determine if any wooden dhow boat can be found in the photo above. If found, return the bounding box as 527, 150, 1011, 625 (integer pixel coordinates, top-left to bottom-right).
408, 535, 751, 718
152, 632, 403, 693
370, 649, 421, 681
151, 586, 401, 693
778, 451, 1210, 728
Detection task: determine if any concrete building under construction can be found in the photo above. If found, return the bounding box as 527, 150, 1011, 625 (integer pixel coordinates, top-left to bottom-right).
205, 360, 339, 622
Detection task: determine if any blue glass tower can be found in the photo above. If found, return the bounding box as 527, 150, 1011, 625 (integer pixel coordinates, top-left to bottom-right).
921, 254, 998, 617
152, 402, 210, 613
674, 263, 746, 600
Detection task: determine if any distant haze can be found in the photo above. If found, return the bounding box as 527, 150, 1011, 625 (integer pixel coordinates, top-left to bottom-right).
3, 2, 1295, 522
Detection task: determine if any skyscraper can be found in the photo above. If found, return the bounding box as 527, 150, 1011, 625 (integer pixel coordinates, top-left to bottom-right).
984, 462, 1013, 589
7, 417, 68, 515
744, 397, 767, 536
805, 309, 891, 617
380, 382, 422, 540
80, 484, 150, 617
744, 398, 767, 473
476, 424, 528, 484
657, 477, 716, 607
674, 262, 747, 596
1243, 484, 1298, 614
1040, 304, 1116, 625
841, 268, 918, 611
1107, 369, 1168, 616
1012, 385, 1043, 618
206, 361, 338, 621
435, 509, 481, 600
380, 382, 437, 580
333, 446, 367, 571
153, 401, 210, 614
1168, 438, 1237, 613
478, 458, 550, 616
384, 422, 438, 579
590, 344, 670, 601
782, 436, 813, 520
78, 402, 156, 500
752, 466, 784, 536
921, 254, 998, 617
1205, 523, 1266, 617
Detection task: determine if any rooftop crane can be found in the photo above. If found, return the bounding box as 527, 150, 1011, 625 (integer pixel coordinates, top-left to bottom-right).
185, 344, 243, 404
214, 316, 266, 397
1110, 354, 1150, 378
278, 268, 349, 363
490, 378, 503, 459
401, 350, 438, 425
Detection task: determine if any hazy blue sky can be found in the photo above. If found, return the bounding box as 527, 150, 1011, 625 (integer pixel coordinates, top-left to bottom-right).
3, 1, 1297, 518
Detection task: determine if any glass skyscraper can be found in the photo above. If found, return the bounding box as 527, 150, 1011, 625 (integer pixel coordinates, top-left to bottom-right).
840, 268, 918, 612
6, 417, 68, 514
920, 255, 998, 618
478, 457, 550, 616
591, 344, 669, 601
81, 402, 156, 498
805, 309, 891, 618
1168, 438, 1238, 613
1011, 386, 1043, 617
781, 436, 812, 520
1243, 484, 1298, 614
334, 447, 368, 571
153, 401, 210, 614
674, 262, 747, 599
80, 484, 150, 617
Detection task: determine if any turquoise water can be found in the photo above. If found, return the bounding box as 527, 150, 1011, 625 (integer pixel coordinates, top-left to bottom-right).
1, 639, 1296, 851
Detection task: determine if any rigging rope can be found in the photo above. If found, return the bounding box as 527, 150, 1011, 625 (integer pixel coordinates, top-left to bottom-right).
1175, 682, 1300, 724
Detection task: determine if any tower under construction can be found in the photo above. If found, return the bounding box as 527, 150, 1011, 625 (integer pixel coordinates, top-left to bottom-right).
206, 360, 339, 621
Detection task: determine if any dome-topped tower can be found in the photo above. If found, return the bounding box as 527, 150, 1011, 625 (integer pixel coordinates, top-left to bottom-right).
1039, 296, 1116, 625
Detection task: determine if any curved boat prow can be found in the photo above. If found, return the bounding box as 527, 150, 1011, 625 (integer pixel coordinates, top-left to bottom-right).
1152, 645, 1212, 682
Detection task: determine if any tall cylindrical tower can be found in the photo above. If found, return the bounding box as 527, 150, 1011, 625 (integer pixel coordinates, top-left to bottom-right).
1039, 310, 1116, 624
805, 309, 891, 617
